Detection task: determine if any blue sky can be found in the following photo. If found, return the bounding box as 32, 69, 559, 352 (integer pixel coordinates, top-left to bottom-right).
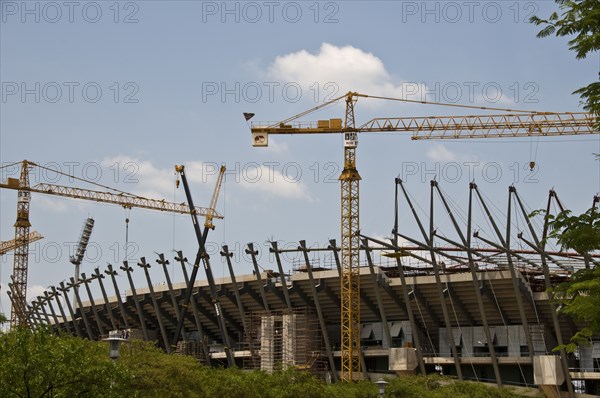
1, 1, 599, 317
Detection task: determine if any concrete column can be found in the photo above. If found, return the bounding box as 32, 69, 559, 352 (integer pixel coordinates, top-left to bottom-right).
534, 355, 564, 398
260, 315, 275, 372
389, 347, 418, 376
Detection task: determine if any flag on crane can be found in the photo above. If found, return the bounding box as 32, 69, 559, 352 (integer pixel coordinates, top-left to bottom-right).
243, 112, 255, 121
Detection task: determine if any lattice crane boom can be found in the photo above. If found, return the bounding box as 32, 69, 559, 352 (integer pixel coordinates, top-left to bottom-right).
250, 91, 599, 382
0, 231, 43, 256
205, 164, 226, 229
0, 182, 222, 218
251, 112, 596, 139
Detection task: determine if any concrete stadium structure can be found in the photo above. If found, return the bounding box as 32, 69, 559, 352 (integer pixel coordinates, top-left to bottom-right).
17, 183, 600, 397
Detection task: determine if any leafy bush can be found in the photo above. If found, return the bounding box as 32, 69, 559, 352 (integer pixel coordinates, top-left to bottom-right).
0, 327, 129, 398
0, 329, 532, 398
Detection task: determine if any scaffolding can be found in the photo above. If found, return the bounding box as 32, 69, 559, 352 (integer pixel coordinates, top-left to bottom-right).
244, 307, 325, 375
175, 332, 208, 364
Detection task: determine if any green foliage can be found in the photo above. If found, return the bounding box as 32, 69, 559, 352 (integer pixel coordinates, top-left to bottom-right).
0, 327, 130, 398
552, 266, 600, 352
545, 207, 600, 253
117, 339, 211, 397
200, 367, 329, 398
118, 342, 331, 398
325, 379, 378, 398
0, 330, 535, 397
533, 205, 600, 352
376, 375, 523, 398
530, 0, 600, 119
0, 313, 7, 325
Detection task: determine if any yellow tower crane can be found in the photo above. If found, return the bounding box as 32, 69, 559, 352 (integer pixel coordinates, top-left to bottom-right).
204, 164, 226, 230
0, 160, 222, 328
0, 231, 43, 256
250, 91, 599, 382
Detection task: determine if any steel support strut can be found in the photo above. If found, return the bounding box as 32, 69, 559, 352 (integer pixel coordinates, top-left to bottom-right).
120, 261, 149, 340
398, 179, 463, 379
473, 184, 534, 359
69, 277, 94, 339
105, 264, 130, 330
433, 181, 502, 386
174, 251, 212, 365
58, 282, 82, 337
298, 240, 338, 382
246, 243, 270, 312
138, 257, 171, 352
93, 268, 117, 331
514, 188, 574, 398
269, 241, 293, 310
172, 165, 234, 367
361, 238, 392, 349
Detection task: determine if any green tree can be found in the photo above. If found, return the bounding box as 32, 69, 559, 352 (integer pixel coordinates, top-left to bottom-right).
542, 206, 600, 352
373, 375, 522, 398
546, 206, 600, 255
530, 0, 600, 121
0, 327, 130, 397
117, 339, 212, 398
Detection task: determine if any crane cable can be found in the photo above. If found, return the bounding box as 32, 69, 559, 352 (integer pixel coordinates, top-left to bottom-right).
529, 136, 540, 171
0, 161, 24, 170
124, 209, 130, 263
270, 92, 554, 128
222, 173, 226, 279
356, 93, 546, 114
31, 162, 153, 200
172, 170, 178, 276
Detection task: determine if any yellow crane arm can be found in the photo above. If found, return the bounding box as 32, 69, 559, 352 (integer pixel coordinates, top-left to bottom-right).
0, 180, 223, 219
251, 112, 597, 143
0, 231, 43, 255
205, 165, 226, 229
364, 112, 597, 139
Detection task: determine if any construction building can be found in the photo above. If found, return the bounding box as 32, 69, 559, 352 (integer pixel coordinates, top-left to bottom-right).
19, 183, 600, 397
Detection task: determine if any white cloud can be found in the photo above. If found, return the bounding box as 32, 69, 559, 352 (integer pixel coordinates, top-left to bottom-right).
426, 144, 456, 162
265, 44, 530, 111
237, 164, 314, 202
184, 161, 222, 187
34, 195, 89, 214
266, 43, 426, 103
27, 284, 46, 303
101, 156, 175, 200
425, 144, 481, 165
261, 140, 289, 155
101, 156, 314, 205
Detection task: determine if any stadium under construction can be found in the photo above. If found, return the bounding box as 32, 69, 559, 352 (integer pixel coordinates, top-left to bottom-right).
14, 181, 600, 398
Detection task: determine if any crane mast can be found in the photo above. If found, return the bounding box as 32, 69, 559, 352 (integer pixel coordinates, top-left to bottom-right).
250, 91, 599, 382
10, 160, 32, 327
340, 93, 361, 381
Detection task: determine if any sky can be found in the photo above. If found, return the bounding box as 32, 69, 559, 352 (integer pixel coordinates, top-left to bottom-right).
0, 0, 599, 318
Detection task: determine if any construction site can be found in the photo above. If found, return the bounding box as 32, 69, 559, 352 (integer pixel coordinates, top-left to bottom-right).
0, 90, 598, 398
